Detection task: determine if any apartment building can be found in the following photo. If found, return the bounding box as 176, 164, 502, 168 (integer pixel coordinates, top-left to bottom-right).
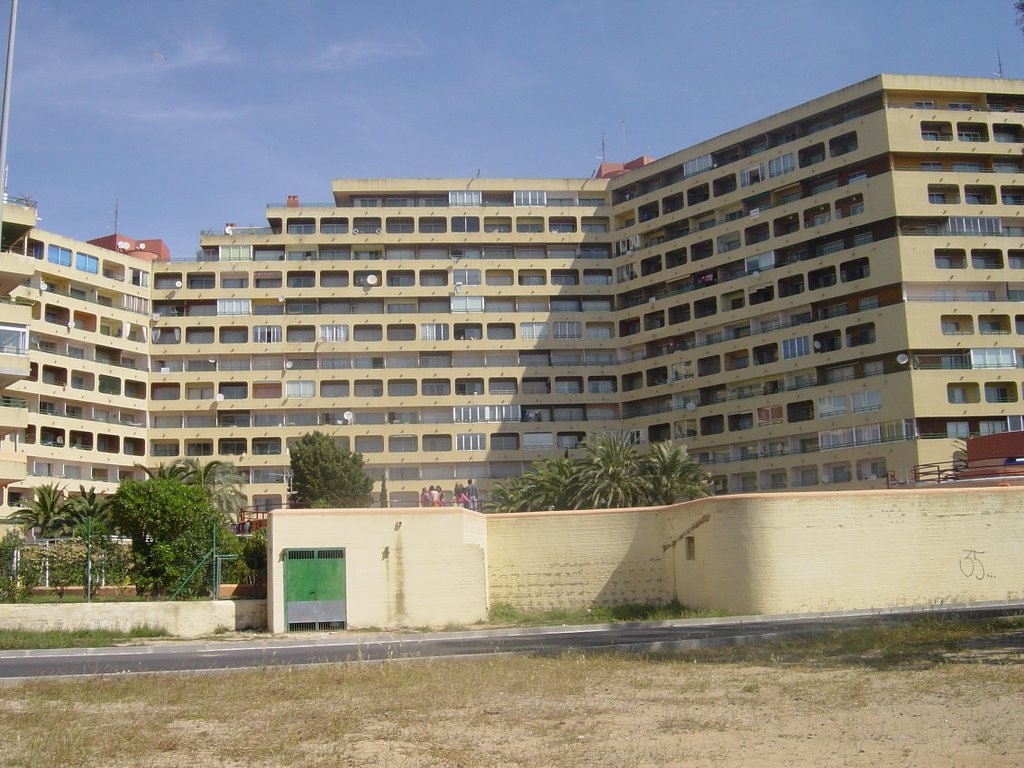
4, 73, 1024, 509
0, 215, 158, 506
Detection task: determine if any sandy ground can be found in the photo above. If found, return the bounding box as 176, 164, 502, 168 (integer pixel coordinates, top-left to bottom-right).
1, 634, 1023, 767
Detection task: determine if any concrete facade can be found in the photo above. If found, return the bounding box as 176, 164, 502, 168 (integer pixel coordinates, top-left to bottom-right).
268, 487, 1024, 632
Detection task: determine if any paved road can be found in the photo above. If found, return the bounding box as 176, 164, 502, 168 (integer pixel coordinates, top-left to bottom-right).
2, 602, 1022, 679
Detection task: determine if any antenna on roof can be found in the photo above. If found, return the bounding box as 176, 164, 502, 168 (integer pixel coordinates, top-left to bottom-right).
996, 49, 1004, 79
113, 198, 119, 235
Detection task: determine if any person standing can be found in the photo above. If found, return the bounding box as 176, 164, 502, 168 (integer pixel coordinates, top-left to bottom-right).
466, 478, 480, 511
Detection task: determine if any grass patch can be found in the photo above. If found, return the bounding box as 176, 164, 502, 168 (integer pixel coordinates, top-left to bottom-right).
487, 600, 725, 627
0, 626, 168, 650
671, 613, 1024, 670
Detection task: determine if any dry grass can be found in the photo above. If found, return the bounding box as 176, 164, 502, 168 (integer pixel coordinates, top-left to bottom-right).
2, 619, 1024, 767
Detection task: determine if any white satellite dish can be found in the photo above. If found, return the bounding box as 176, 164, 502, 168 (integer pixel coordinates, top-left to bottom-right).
116, 241, 130, 251
215, 393, 225, 402
39, 282, 48, 291
685, 402, 696, 412
138, 242, 146, 250
896, 353, 910, 365
365, 274, 378, 286
343, 410, 354, 422
277, 296, 285, 303
352, 228, 360, 235
174, 280, 182, 289
285, 361, 293, 369
224, 225, 234, 235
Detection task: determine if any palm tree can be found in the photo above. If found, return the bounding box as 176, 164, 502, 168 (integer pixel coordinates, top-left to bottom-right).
173, 458, 246, 522
137, 462, 191, 481
5, 483, 68, 538
60, 485, 113, 536
643, 442, 711, 505
573, 433, 650, 509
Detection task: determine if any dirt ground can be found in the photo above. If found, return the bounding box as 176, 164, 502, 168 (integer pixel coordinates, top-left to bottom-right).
1, 632, 1023, 767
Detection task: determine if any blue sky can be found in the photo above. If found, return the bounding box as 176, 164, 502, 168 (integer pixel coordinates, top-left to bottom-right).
4, 0, 1022, 259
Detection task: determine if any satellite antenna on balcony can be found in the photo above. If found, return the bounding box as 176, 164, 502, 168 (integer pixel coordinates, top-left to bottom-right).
343, 410, 354, 423
365, 274, 378, 286
896, 353, 910, 366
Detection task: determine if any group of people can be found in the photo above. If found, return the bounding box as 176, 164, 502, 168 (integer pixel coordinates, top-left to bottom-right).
419, 479, 480, 511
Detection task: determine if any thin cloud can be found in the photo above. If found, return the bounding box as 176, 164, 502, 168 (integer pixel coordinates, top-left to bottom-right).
306, 35, 429, 71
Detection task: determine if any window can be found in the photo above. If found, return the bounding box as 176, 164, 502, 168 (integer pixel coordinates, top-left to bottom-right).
934, 249, 966, 269
818, 395, 847, 417
852, 391, 882, 412
451, 216, 480, 233
768, 153, 794, 178
971, 348, 1015, 368
514, 190, 547, 206
739, 164, 764, 187
47, 244, 72, 266
253, 325, 282, 343
451, 296, 484, 313
520, 322, 548, 339
782, 336, 809, 359
217, 298, 251, 316
552, 321, 581, 339
75, 253, 99, 273
947, 383, 980, 404
456, 433, 486, 451
420, 323, 449, 341
320, 324, 349, 342
453, 269, 481, 286
285, 380, 314, 398
449, 190, 481, 206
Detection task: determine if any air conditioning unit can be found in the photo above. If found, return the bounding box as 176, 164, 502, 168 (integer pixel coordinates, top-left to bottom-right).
159, 367, 170, 374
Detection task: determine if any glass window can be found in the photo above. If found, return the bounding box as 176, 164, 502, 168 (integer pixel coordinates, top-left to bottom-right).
75, 253, 99, 273
47, 245, 71, 266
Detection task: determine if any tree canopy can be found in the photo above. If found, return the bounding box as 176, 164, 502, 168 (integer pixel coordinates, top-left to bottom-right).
289, 431, 374, 508
109, 477, 223, 597
486, 435, 710, 513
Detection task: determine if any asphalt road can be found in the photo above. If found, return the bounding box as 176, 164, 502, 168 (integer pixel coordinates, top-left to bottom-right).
2, 602, 1022, 679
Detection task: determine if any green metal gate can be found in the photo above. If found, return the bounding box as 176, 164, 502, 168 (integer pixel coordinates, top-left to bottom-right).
284, 548, 347, 631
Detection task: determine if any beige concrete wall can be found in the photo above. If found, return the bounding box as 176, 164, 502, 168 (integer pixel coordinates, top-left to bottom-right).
267, 507, 487, 633
485, 507, 672, 610
264, 487, 1024, 631
671, 487, 1024, 615
0, 599, 265, 638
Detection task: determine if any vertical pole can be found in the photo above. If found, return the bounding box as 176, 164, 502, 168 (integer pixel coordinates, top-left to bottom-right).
211, 518, 217, 599
85, 516, 92, 603
0, 0, 18, 242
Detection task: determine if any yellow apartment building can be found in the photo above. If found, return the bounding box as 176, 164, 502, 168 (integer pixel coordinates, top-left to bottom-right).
4, 73, 1024, 509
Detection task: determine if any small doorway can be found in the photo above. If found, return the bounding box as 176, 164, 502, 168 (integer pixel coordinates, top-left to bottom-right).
284, 548, 347, 631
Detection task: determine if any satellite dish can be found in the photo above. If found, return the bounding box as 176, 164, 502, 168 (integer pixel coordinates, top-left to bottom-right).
375, 227, 381, 234
277, 296, 285, 303
352, 228, 360, 235
30, 336, 38, 344
752, 270, 760, 279
138, 243, 146, 250
813, 340, 823, 350
896, 353, 910, 365
685, 402, 696, 412
116, 241, 130, 251
39, 282, 47, 291
343, 410, 354, 422
285, 361, 294, 369
215, 393, 225, 402
174, 280, 182, 289
67, 322, 74, 330
224, 225, 234, 235
365, 274, 378, 286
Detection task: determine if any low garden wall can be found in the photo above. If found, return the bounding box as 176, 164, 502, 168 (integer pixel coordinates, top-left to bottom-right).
0, 598, 266, 638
